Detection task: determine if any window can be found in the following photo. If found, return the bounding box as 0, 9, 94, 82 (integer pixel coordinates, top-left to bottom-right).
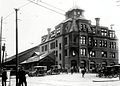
101, 51, 107, 58
114, 42, 116, 49
88, 26, 92, 32
103, 40, 107, 47
80, 24, 84, 31
92, 27, 96, 34
45, 45, 47, 51
84, 24, 88, 30
110, 52, 115, 58
99, 40, 107, 47
73, 34, 77, 43
100, 40, 102, 47
110, 42, 113, 48
53, 51, 55, 56
80, 48, 86, 56
88, 37, 92, 46
50, 42, 55, 49
42, 46, 44, 52
51, 30, 55, 39
101, 28, 107, 36
56, 40, 58, 47
80, 24, 88, 32
80, 36, 86, 44
59, 43, 61, 50
65, 49, 67, 56
83, 24, 87, 31
109, 42, 116, 49
59, 53, 61, 60
89, 51, 95, 57
93, 39, 97, 47
72, 50, 77, 56
64, 37, 67, 45
56, 51, 58, 57
109, 31, 115, 38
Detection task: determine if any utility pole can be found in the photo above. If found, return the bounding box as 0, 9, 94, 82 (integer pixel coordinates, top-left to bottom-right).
2, 43, 5, 67
15, 8, 19, 86
0, 17, 3, 71
0, 17, 3, 86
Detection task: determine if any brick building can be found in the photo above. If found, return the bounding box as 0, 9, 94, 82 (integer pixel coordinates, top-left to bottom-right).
40, 8, 118, 72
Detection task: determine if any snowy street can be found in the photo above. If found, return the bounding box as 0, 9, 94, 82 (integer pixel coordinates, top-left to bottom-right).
1, 73, 120, 86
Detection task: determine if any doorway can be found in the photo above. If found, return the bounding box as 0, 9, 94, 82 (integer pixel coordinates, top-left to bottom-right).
71, 60, 77, 67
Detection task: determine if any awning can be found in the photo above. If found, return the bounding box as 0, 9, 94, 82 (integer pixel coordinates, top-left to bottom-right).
21, 51, 54, 64
21, 55, 40, 64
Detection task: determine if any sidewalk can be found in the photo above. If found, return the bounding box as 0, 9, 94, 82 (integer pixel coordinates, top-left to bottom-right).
0, 73, 120, 86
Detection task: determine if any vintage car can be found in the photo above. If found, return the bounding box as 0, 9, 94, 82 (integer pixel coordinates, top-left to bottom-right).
97, 65, 120, 78
28, 66, 47, 77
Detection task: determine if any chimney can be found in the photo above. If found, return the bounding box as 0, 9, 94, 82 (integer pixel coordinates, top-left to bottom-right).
47, 28, 51, 40
95, 18, 100, 26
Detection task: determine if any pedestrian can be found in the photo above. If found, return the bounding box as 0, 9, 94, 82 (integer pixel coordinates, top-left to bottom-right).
71, 66, 74, 74
118, 72, 120, 80
2, 68, 7, 86
81, 68, 86, 77
118, 68, 120, 80
18, 66, 27, 86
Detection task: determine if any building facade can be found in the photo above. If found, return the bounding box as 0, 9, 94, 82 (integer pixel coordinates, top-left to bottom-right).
40, 8, 118, 72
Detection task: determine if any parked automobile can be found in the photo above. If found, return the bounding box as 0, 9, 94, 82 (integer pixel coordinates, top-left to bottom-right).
28, 66, 47, 77
47, 65, 61, 75
97, 65, 120, 78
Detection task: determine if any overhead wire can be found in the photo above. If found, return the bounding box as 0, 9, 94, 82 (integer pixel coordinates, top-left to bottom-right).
3, 0, 65, 21
39, 0, 65, 12
3, 2, 31, 21
18, 2, 31, 9
28, 0, 64, 16
3, 12, 14, 20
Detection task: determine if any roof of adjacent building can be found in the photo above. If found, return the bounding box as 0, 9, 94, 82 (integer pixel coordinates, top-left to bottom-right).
5, 45, 40, 65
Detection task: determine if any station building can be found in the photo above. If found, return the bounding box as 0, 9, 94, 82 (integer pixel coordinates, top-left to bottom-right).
4, 8, 119, 72
40, 8, 118, 71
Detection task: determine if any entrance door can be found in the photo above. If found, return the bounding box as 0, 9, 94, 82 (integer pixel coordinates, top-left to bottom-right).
71, 60, 77, 67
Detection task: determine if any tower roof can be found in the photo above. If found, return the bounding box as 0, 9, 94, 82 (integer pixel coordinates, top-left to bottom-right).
65, 8, 85, 19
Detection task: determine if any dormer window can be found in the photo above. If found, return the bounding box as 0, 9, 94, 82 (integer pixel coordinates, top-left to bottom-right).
109, 31, 115, 38
78, 11, 80, 14
101, 28, 107, 36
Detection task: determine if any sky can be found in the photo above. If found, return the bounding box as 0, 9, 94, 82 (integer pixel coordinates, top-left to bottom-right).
0, 0, 120, 62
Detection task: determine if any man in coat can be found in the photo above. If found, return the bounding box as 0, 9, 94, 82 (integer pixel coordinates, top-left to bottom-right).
2, 68, 7, 86
18, 66, 27, 86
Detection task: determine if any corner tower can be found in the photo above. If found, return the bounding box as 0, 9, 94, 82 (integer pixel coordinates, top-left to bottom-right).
65, 8, 85, 19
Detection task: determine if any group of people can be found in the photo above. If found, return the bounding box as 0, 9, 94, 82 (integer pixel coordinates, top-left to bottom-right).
1, 66, 27, 86
70, 66, 86, 77
18, 66, 27, 86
